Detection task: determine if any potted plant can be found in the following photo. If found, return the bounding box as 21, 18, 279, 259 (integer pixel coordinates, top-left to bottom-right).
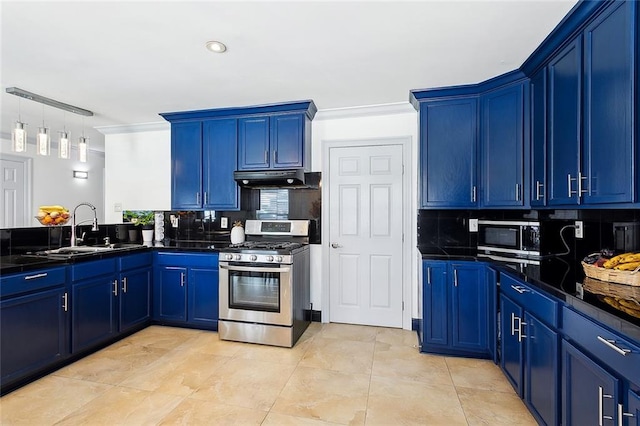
123, 210, 155, 243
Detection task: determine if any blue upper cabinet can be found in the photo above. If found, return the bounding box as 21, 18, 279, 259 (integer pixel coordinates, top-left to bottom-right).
547, 36, 582, 206
238, 113, 309, 170
530, 70, 547, 206
481, 82, 527, 207
171, 121, 203, 210
238, 116, 270, 170
203, 118, 239, 210
582, 0, 635, 204
419, 98, 478, 208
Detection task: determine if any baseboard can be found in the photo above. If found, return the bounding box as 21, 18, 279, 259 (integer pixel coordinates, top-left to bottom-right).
412, 318, 420, 331
311, 310, 322, 322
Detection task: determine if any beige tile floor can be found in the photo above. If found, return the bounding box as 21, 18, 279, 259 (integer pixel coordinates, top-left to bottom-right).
0, 323, 536, 425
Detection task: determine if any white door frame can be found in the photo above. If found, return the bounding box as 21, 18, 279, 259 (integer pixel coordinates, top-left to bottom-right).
1, 154, 32, 228
321, 136, 413, 330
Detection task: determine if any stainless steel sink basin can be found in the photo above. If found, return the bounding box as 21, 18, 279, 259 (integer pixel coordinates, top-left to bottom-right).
45, 246, 114, 255
36, 243, 146, 258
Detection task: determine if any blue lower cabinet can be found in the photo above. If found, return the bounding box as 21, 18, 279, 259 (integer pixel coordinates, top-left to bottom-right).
500, 294, 524, 396
153, 252, 219, 330
119, 266, 151, 333
71, 275, 118, 353
525, 313, 559, 426
421, 261, 491, 357
562, 339, 620, 426
628, 390, 640, 426
0, 286, 68, 388
154, 266, 188, 322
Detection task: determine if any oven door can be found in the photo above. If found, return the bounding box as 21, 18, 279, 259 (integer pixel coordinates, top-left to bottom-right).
219, 261, 292, 326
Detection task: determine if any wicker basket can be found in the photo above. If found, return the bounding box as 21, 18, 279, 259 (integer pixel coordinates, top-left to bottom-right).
581, 261, 640, 287
582, 277, 640, 319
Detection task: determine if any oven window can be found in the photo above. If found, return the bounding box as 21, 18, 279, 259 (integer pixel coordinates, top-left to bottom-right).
229, 270, 280, 312
481, 227, 519, 248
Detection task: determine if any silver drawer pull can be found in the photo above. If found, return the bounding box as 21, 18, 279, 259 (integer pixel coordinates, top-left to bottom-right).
599, 386, 614, 426
24, 272, 48, 280
510, 285, 529, 294
618, 404, 635, 426
597, 336, 631, 356
220, 264, 290, 274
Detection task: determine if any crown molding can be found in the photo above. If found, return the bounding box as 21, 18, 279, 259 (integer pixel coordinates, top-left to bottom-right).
95, 121, 170, 135
314, 102, 415, 121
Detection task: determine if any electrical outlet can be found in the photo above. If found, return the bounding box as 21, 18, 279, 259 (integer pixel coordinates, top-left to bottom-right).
221, 217, 228, 229
469, 218, 478, 232
114, 203, 122, 212
575, 221, 584, 239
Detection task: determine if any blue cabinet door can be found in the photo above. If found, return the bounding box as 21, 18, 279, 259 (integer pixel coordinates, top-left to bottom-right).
451, 263, 488, 352
187, 267, 219, 328
628, 389, 640, 426
524, 313, 559, 426
72, 276, 117, 353
0, 287, 67, 387
171, 121, 203, 209
481, 83, 525, 207
154, 266, 187, 322
582, 0, 635, 204
119, 267, 151, 333
270, 114, 304, 168
419, 98, 478, 207
203, 118, 240, 210
530, 70, 547, 206
547, 37, 581, 206
238, 116, 270, 170
422, 261, 448, 348
562, 339, 620, 426
500, 294, 524, 396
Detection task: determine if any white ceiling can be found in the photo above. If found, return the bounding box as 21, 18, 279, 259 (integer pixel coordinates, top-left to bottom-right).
1, 0, 578, 151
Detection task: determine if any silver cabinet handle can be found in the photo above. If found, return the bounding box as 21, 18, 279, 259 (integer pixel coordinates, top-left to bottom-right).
579, 172, 588, 195
618, 404, 635, 426
122, 277, 128, 293
568, 174, 577, 197
511, 313, 518, 337
535, 181, 544, 200
264, 150, 268, 164
62, 292, 68, 312
515, 184, 521, 201
273, 150, 277, 164
24, 272, 48, 280
112, 279, 118, 296
518, 321, 527, 342
426, 267, 431, 285
471, 186, 477, 203
511, 285, 529, 294
600, 386, 614, 425
597, 336, 631, 356
331, 243, 342, 249
453, 269, 458, 287
196, 192, 200, 204
180, 272, 185, 287
203, 192, 208, 205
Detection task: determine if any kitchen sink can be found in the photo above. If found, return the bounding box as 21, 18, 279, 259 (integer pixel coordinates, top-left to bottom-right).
34, 243, 146, 258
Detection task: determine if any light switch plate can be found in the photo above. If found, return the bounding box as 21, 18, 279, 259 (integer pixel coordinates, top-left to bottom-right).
469, 218, 478, 232
221, 217, 228, 229
114, 203, 122, 212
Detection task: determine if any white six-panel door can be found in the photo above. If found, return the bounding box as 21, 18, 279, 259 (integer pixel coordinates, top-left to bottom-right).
328, 144, 404, 327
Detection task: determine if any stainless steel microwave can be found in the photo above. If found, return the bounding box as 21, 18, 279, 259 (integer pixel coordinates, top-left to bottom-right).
477, 220, 541, 258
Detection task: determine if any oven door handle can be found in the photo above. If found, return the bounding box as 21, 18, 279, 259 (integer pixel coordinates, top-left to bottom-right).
220, 264, 291, 273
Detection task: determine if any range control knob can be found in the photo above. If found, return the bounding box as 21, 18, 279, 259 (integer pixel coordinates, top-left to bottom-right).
225, 254, 233, 261
275, 256, 283, 263
234, 254, 242, 261
266, 255, 274, 262
249, 255, 257, 262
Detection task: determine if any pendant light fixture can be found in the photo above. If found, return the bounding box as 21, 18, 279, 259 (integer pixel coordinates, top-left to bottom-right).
11, 98, 27, 153
78, 116, 88, 163
36, 105, 51, 156
58, 112, 70, 159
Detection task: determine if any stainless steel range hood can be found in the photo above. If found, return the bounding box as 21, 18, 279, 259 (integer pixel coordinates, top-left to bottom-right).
234, 169, 308, 188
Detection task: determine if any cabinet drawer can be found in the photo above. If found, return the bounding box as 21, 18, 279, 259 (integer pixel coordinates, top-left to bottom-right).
71, 259, 117, 281
501, 273, 559, 327
563, 307, 639, 381
119, 252, 152, 271
1, 267, 67, 298
154, 252, 218, 268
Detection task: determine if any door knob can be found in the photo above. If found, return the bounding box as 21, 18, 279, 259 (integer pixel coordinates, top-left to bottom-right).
331, 243, 342, 249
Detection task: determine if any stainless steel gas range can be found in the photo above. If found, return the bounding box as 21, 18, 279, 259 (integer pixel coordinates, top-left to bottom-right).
218, 220, 311, 347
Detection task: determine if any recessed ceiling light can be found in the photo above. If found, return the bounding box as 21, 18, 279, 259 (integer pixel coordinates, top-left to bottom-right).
205, 40, 227, 53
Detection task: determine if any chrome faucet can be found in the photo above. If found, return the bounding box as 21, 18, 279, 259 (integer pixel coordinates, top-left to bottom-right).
70, 202, 99, 247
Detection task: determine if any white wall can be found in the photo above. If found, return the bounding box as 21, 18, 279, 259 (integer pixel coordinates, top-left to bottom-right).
102, 126, 171, 223
310, 103, 420, 320
0, 137, 105, 226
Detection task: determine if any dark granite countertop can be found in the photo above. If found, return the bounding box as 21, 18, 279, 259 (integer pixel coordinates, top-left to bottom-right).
419, 246, 640, 344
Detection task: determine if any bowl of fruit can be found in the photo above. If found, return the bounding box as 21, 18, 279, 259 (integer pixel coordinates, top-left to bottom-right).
36, 205, 71, 226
